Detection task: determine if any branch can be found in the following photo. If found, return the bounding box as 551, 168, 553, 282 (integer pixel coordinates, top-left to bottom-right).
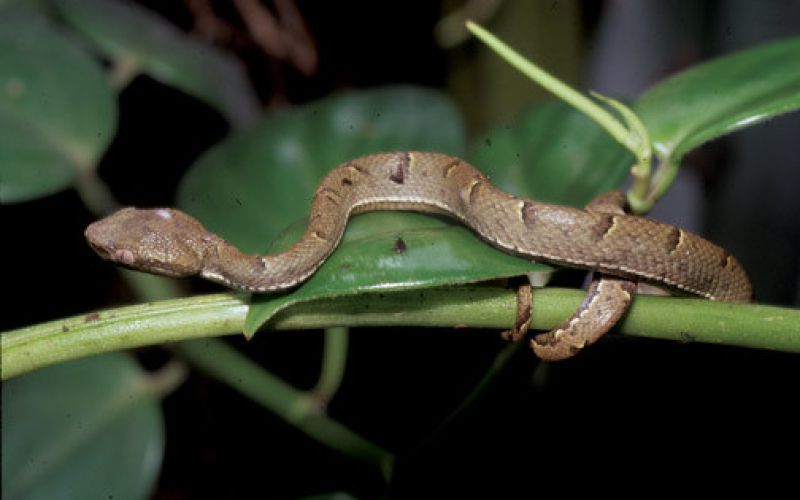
3, 287, 797, 380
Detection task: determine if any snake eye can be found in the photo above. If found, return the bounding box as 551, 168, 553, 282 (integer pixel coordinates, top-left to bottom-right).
114, 248, 137, 266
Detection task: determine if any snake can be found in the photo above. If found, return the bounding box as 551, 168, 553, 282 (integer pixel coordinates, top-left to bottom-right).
85, 151, 753, 360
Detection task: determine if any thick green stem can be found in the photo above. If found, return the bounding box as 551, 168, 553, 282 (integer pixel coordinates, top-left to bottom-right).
1, 294, 249, 379
3, 288, 797, 381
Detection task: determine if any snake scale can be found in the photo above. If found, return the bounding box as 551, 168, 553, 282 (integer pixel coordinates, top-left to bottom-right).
86, 152, 752, 360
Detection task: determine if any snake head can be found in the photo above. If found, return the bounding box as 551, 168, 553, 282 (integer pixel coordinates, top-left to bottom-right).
85, 207, 211, 277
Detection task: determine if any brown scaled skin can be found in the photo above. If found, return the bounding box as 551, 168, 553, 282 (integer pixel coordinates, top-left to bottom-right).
85, 152, 753, 360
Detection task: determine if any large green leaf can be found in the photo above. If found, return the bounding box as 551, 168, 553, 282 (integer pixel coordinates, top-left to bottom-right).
53, 0, 259, 126
635, 37, 800, 161
0, 9, 116, 202
177, 87, 551, 333
2, 353, 164, 500
177, 86, 467, 252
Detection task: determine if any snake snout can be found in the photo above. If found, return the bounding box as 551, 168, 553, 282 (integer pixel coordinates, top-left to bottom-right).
85, 223, 137, 267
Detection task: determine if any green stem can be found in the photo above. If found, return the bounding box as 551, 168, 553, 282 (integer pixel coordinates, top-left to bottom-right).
74, 170, 121, 215
466, 21, 667, 213
2, 294, 250, 380
434, 0, 503, 48
466, 21, 634, 152
171, 338, 392, 474
650, 156, 683, 205
148, 358, 189, 398
589, 92, 654, 212
3, 288, 797, 381
312, 327, 350, 405
108, 52, 143, 91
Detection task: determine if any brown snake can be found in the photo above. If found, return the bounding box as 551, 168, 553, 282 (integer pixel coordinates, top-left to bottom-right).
85, 152, 752, 360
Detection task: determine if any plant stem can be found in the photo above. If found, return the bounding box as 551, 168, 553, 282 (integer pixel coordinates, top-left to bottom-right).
312, 327, 349, 405
3, 288, 797, 381
2, 294, 250, 380
171, 338, 392, 474
466, 21, 668, 212
466, 21, 634, 152
108, 52, 142, 90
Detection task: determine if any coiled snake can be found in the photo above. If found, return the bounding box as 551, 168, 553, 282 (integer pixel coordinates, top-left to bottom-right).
85, 152, 752, 360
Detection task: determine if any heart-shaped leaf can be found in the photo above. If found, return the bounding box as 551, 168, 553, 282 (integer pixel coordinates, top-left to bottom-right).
2, 353, 164, 500
0, 9, 116, 202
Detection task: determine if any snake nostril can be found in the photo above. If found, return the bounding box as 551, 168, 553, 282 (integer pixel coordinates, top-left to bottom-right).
114, 249, 137, 265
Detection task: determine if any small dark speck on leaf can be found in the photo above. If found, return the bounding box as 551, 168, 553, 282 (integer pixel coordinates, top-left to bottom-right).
393, 238, 407, 254
62, 325, 69, 332
484, 138, 492, 147
680, 331, 696, 343
85, 312, 100, 323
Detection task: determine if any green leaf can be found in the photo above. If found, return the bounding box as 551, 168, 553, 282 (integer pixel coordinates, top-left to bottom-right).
0, 9, 116, 202
635, 37, 800, 161
469, 100, 632, 207
244, 212, 549, 336
176, 86, 466, 252
179, 90, 637, 335
177, 87, 546, 334
53, 0, 259, 126
2, 352, 164, 500
180, 86, 516, 333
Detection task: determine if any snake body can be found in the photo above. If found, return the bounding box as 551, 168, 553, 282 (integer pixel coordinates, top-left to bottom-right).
86, 152, 752, 359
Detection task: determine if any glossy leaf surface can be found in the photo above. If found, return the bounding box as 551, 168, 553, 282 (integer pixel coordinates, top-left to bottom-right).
177, 87, 467, 253
177, 87, 557, 333
0, 10, 116, 202
54, 0, 259, 126
635, 37, 800, 160
470, 100, 632, 207
2, 353, 164, 500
